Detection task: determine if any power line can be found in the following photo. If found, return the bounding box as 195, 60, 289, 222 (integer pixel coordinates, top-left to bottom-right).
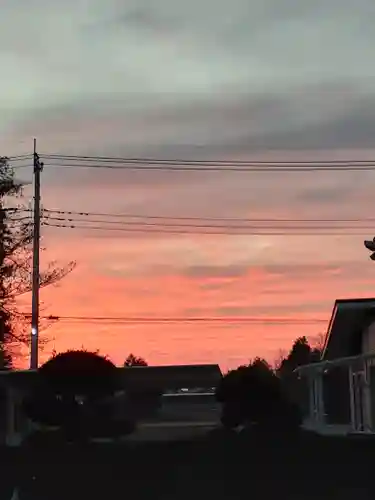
42, 221, 373, 236
3, 155, 32, 162
43, 208, 375, 224
8, 216, 32, 223
3, 155, 33, 169
42, 215, 375, 231
4, 208, 373, 232
41, 153, 375, 165
9, 152, 375, 171
36, 154, 375, 172
0, 208, 30, 213
11, 152, 375, 166
39, 161, 375, 172
9, 153, 375, 172
38, 314, 327, 325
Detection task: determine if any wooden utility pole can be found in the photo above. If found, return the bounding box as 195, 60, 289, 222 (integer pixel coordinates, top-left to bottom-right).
30, 139, 43, 370
0, 204, 5, 370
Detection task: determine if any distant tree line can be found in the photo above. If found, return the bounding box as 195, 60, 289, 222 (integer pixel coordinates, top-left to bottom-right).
124, 353, 148, 367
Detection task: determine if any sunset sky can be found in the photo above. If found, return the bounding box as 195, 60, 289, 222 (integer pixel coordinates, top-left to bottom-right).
2, 0, 375, 370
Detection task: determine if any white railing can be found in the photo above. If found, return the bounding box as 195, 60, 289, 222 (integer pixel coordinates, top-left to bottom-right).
295, 352, 375, 435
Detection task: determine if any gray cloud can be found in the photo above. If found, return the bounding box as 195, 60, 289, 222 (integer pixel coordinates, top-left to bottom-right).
214, 303, 329, 316
94, 260, 372, 281
1, 0, 375, 157
186, 261, 374, 283
3, 0, 375, 261
260, 262, 370, 279
183, 264, 248, 278
234, 93, 375, 152
183, 302, 332, 318
296, 185, 356, 204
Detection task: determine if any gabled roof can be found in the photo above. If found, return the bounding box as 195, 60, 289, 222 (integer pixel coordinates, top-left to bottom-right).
322, 298, 375, 360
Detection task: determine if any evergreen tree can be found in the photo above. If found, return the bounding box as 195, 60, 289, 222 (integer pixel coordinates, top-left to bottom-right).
0, 156, 75, 368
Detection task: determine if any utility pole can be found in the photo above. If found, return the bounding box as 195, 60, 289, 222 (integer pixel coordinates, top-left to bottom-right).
30, 139, 43, 370
0, 205, 5, 370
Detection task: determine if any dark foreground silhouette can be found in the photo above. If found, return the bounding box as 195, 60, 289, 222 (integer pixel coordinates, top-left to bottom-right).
2, 430, 375, 500
2, 348, 371, 499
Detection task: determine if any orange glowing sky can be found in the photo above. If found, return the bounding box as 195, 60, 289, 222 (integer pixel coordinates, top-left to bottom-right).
2, 0, 375, 370
10, 154, 375, 371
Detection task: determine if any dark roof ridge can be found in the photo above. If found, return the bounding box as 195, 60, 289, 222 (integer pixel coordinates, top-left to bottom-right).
335, 298, 375, 305
322, 297, 375, 360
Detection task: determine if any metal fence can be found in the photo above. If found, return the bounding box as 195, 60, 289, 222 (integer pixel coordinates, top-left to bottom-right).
295, 352, 375, 435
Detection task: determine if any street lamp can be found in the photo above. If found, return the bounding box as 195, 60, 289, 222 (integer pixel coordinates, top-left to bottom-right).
364, 238, 375, 260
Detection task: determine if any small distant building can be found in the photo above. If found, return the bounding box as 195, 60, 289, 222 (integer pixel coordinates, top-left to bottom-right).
120, 363, 221, 393
117, 363, 222, 421
159, 392, 221, 423
0, 363, 222, 446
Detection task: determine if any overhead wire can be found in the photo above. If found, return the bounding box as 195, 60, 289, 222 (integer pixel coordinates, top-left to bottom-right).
1, 205, 372, 235
7, 152, 375, 171
39, 162, 375, 172
41, 221, 374, 236
41, 214, 375, 231
35, 153, 375, 172
42, 208, 375, 223
4, 153, 369, 330
40, 153, 375, 165
4, 154, 32, 161
41, 210, 375, 235
3, 154, 33, 170
33, 314, 327, 325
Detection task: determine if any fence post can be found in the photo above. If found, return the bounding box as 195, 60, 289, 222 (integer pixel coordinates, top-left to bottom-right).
348, 366, 356, 432
362, 360, 372, 432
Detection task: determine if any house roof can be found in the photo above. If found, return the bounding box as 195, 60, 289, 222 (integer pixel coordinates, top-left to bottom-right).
0, 369, 39, 389
322, 298, 375, 360
0, 364, 222, 391
119, 364, 222, 391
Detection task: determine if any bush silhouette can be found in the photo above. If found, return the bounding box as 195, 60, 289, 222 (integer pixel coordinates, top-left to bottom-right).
23, 350, 134, 440
216, 358, 301, 431
39, 349, 118, 397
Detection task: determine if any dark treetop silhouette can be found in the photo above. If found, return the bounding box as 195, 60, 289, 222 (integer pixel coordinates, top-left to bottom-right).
216, 357, 302, 430
23, 349, 134, 442
124, 353, 148, 367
